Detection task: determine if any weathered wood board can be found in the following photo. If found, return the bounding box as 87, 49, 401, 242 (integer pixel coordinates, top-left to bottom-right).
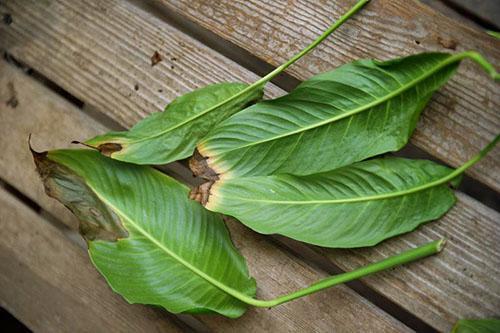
0, 0, 499, 331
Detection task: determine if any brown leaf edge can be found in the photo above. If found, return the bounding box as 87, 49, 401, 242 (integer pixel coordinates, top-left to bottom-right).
29, 135, 128, 242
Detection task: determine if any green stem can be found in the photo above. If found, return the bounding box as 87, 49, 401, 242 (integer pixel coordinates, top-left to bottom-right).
462, 51, 500, 81
253, 0, 370, 86
239, 239, 445, 307
431, 134, 499, 185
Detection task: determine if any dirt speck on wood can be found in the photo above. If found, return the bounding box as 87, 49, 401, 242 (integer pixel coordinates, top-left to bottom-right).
3, 13, 13, 25
437, 36, 458, 50
6, 81, 18, 108
151, 51, 162, 66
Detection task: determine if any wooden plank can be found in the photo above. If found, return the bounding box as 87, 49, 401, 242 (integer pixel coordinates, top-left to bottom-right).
0, 64, 108, 231
0, 61, 410, 332
154, 0, 500, 191
0, 187, 184, 333
1, 0, 498, 329
420, 0, 482, 30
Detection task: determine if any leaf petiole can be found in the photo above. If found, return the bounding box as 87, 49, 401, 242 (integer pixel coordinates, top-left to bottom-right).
219, 0, 370, 103
236, 239, 445, 308
253, 0, 371, 86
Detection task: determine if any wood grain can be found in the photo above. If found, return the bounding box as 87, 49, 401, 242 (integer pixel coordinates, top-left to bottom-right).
155, 0, 500, 191
0, 187, 184, 333
0, 61, 410, 332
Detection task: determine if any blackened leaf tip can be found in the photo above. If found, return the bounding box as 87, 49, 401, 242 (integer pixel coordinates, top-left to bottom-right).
71, 140, 101, 151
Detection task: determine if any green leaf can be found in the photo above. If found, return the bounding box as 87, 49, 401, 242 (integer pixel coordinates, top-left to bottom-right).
203, 157, 457, 247
85, 83, 263, 165
83, 0, 370, 166
194, 51, 498, 179
32, 148, 447, 314
32, 148, 256, 318
200, 136, 498, 247
452, 319, 500, 333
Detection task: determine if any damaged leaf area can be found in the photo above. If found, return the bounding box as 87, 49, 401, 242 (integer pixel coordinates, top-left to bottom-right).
194, 51, 498, 179
31, 148, 127, 241
84, 82, 263, 165
32, 148, 256, 318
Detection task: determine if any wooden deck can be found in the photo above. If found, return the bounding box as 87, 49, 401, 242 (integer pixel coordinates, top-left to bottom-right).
0, 0, 498, 332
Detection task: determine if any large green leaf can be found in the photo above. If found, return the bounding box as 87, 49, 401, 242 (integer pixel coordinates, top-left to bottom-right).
85, 83, 263, 165
83, 0, 370, 166
32, 148, 447, 314
202, 157, 459, 247
452, 319, 500, 333
201, 135, 498, 248
33, 148, 256, 318
194, 51, 498, 179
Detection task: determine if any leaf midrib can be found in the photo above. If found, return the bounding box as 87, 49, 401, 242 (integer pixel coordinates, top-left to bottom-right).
205, 53, 464, 155
89, 183, 254, 305
124, 83, 255, 145
215, 166, 462, 205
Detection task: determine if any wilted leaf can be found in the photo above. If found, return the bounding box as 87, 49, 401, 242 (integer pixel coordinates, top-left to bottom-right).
201, 157, 459, 247
85, 83, 262, 165
32, 148, 447, 314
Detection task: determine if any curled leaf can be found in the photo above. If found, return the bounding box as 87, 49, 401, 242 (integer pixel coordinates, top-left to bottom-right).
85, 83, 262, 165
33, 148, 447, 315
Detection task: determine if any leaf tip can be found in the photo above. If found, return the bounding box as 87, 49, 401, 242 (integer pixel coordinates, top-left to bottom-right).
28, 133, 47, 161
